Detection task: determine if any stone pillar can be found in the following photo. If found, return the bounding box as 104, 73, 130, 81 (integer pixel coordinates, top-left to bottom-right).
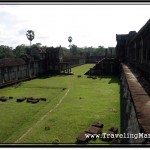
146, 48, 148, 64
66, 64, 67, 73
28, 63, 31, 78
69, 65, 71, 72
134, 42, 136, 61
111, 63, 113, 73
16, 66, 18, 80
140, 37, 143, 64
8, 67, 10, 81
59, 64, 61, 73
67, 66, 69, 74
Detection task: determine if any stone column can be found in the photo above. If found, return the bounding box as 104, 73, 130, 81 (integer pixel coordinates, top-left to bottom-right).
28, 62, 31, 78
134, 42, 136, 61
67, 65, 69, 74
66, 65, 67, 73
69, 65, 71, 72
16, 66, 18, 80
140, 37, 143, 64
146, 48, 148, 64
111, 63, 113, 73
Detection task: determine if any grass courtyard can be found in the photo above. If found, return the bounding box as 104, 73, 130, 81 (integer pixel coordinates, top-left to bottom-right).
0, 64, 120, 145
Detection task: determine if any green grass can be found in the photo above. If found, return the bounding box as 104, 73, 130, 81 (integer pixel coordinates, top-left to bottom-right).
0, 64, 120, 145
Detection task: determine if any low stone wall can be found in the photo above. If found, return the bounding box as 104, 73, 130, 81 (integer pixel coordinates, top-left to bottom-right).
120, 64, 150, 144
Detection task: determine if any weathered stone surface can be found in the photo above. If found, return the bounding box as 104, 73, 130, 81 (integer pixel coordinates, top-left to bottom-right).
31, 100, 39, 104
121, 64, 150, 144
109, 127, 118, 134
92, 122, 104, 128
76, 132, 89, 144
32, 97, 41, 100
85, 126, 102, 134
0, 96, 7, 102
26, 97, 33, 103
26, 97, 40, 104
16, 97, 26, 102
40, 98, 47, 101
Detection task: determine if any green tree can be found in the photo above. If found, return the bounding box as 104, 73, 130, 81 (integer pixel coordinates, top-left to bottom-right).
13, 44, 26, 58
62, 47, 71, 56
26, 30, 35, 46
27, 44, 41, 59
35, 43, 42, 48
68, 36, 72, 49
0, 45, 14, 59
25, 43, 42, 58
70, 44, 78, 55
92, 46, 105, 56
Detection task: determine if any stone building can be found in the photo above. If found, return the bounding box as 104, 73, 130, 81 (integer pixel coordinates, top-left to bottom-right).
116, 19, 150, 81
116, 19, 150, 144
0, 58, 27, 83
63, 56, 86, 67
0, 46, 71, 87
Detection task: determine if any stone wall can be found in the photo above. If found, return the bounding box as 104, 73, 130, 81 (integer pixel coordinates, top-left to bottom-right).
85, 58, 119, 76
120, 64, 150, 144
0, 47, 72, 87
63, 56, 86, 67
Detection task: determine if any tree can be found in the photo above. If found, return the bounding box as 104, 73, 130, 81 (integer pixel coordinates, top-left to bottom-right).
0, 45, 14, 59
62, 47, 71, 56
92, 46, 105, 56
25, 43, 42, 57
68, 36, 72, 48
28, 44, 41, 59
26, 30, 35, 46
13, 44, 26, 58
70, 44, 78, 55
35, 43, 42, 47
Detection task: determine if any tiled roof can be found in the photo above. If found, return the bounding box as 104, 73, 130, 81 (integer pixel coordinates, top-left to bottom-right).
0, 58, 26, 67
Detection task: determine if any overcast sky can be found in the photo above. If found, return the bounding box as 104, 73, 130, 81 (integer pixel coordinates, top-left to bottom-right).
0, 4, 150, 49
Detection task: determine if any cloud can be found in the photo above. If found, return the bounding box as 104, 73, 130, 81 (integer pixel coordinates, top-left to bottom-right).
0, 5, 149, 49
18, 28, 27, 36
36, 35, 49, 40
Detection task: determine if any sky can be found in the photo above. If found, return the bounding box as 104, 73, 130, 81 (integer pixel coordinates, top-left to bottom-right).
0, 4, 150, 49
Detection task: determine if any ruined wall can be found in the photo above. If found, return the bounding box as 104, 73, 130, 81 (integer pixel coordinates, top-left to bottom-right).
120, 64, 149, 144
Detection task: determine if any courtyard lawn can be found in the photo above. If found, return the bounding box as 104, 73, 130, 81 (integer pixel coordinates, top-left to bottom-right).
0, 64, 120, 144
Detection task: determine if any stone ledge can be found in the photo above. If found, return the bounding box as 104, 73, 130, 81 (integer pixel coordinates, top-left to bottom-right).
122, 63, 150, 134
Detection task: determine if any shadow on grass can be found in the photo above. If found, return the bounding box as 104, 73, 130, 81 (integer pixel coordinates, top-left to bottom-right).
108, 76, 120, 85
86, 75, 120, 85
37, 73, 73, 79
